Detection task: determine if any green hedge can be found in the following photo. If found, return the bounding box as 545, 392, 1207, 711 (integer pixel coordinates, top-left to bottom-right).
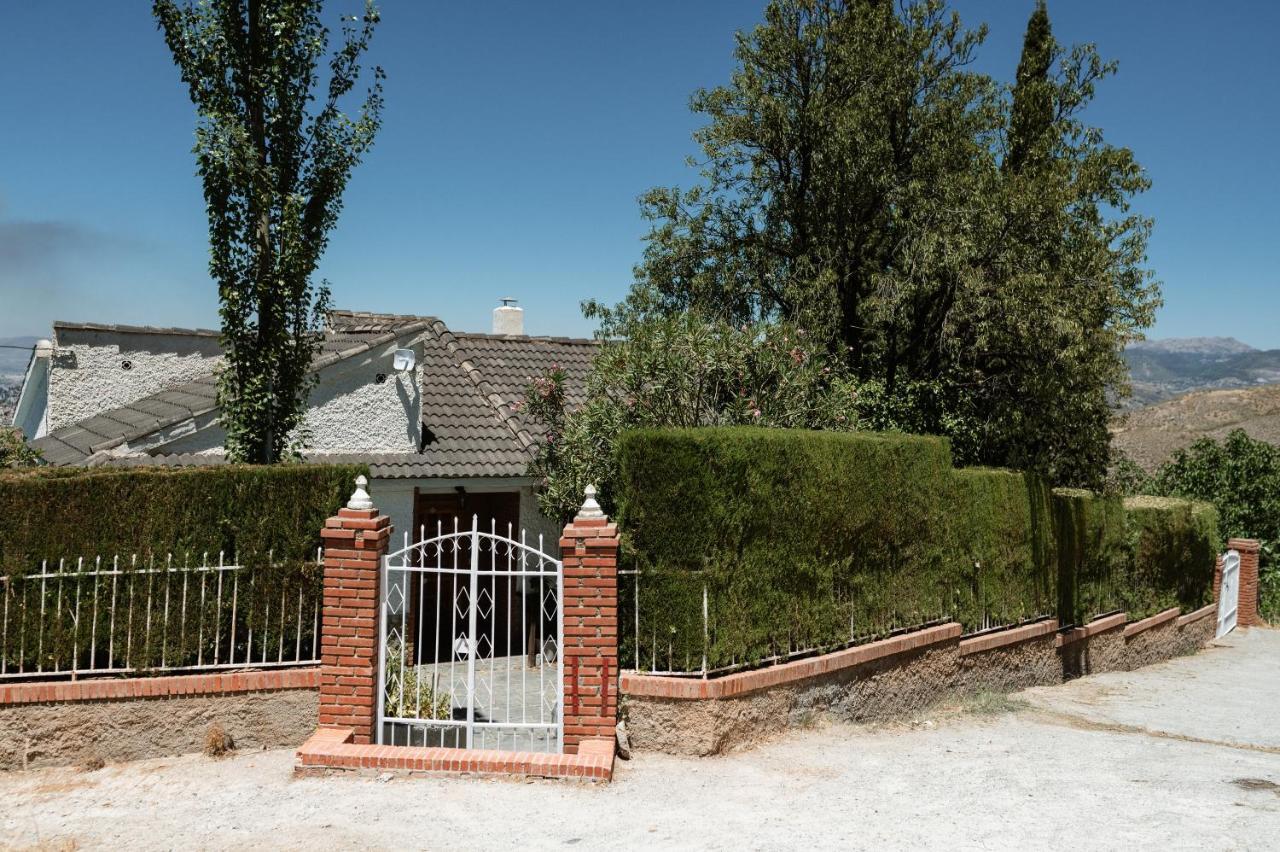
616, 427, 1218, 672
0, 463, 366, 674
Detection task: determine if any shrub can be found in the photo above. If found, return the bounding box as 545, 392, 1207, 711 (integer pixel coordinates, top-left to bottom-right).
616, 427, 1217, 671
0, 463, 365, 674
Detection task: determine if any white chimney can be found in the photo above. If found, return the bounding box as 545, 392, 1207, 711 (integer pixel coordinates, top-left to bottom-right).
492, 297, 524, 336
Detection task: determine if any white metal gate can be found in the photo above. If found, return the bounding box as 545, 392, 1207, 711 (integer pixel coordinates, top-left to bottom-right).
377, 516, 563, 753
1217, 549, 1240, 638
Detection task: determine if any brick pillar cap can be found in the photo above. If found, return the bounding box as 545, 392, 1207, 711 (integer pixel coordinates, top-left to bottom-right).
1227, 538, 1261, 551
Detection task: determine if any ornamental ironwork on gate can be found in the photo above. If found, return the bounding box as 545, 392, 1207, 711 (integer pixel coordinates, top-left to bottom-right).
377, 516, 563, 753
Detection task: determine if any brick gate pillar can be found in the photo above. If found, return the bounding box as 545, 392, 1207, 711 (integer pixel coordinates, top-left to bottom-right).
317, 475, 391, 744
560, 485, 619, 754
1227, 538, 1264, 627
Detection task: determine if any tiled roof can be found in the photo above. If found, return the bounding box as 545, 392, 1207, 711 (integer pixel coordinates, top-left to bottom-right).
53, 320, 221, 338
32, 320, 434, 466
32, 311, 598, 479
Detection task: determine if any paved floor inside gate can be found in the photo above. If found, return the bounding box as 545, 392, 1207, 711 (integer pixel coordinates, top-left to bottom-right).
385, 655, 560, 752
4, 629, 1278, 850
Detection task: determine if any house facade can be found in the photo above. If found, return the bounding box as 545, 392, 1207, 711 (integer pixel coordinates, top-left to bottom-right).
13, 303, 595, 555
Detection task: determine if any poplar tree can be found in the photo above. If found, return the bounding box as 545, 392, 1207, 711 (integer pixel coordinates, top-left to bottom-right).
1005, 0, 1056, 175
154, 0, 384, 463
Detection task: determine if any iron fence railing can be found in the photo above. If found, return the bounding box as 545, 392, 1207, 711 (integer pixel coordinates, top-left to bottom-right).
0, 550, 323, 681
619, 566, 1054, 678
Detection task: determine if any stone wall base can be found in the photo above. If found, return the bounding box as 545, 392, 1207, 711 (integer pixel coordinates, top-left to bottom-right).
0, 669, 319, 770
622, 604, 1221, 756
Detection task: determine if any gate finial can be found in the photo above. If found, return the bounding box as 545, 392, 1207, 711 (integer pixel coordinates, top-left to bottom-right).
577, 484, 605, 520
347, 474, 374, 510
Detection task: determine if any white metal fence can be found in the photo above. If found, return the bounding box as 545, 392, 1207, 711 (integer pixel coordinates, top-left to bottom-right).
0, 550, 323, 680
620, 567, 1050, 677
378, 516, 563, 753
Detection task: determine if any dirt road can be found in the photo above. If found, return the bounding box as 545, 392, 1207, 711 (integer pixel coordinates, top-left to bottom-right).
3, 630, 1277, 851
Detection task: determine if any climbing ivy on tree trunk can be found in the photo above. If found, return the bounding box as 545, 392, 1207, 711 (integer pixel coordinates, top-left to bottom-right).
155, 0, 384, 463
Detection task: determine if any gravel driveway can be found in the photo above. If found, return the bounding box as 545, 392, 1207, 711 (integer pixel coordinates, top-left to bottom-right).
3, 630, 1277, 851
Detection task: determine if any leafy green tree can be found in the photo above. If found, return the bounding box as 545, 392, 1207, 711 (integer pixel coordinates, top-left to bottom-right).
1151, 429, 1280, 621
155, 0, 384, 463
602, 0, 1158, 487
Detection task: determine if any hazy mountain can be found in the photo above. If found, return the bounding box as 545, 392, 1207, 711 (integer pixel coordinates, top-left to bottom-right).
1122, 336, 1280, 408
0, 336, 39, 380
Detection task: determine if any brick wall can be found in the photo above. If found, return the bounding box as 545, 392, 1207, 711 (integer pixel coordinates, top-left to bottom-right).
559, 509, 619, 754
317, 506, 391, 744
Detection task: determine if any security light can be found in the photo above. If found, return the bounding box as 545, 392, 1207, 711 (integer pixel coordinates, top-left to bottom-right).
393, 348, 416, 372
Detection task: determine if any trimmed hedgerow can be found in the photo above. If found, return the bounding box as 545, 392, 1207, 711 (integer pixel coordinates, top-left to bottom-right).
616, 427, 1218, 672
0, 463, 365, 674
1123, 495, 1220, 617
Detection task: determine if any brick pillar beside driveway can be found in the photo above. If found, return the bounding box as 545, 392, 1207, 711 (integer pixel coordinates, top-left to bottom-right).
560, 486, 620, 754
317, 476, 391, 745
1227, 538, 1264, 627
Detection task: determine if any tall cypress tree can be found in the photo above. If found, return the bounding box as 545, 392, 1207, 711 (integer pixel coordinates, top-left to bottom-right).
1006, 1, 1056, 174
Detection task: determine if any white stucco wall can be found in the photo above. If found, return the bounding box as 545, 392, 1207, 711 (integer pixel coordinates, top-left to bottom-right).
299, 342, 422, 452
47, 329, 223, 431
153, 339, 423, 456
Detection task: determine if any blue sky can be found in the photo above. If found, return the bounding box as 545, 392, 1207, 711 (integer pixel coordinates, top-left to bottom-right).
0, 2, 1276, 346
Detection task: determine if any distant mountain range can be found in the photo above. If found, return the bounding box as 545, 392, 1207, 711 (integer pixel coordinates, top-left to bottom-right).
1123, 336, 1280, 408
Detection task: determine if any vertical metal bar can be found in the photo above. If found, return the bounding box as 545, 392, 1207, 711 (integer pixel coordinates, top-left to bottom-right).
489, 518, 496, 725
312, 549, 322, 660
247, 554, 257, 665
89, 556, 100, 672
37, 560, 47, 673
1, 577, 8, 675
466, 515, 479, 750
144, 555, 155, 669
17, 577, 26, 674
198, 553, 209, 667
161, 553, 172, 669
126, 555, 137, 671
180, 553, 190, 666
538, 540, 545, 725
53, 559, 65, 673
449, 516, 458, 725
702, 583, 709, 678
521, 529, 528, 725
278, 583, 286, 664
414, 524, 425, 720
506, 523, 513, 726
398, 561, 408, 716
229, 563, 239, 665
554, 537, 564, 754
214, 552, 224, 665
109, 555, 118, 670
433, 520, 442, 717
634, 572, 641, 671
295, 582, 304, 663
71, 557, 84, 676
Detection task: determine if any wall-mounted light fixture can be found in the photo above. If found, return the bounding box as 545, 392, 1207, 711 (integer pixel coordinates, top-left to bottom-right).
393, 348, 416, 372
